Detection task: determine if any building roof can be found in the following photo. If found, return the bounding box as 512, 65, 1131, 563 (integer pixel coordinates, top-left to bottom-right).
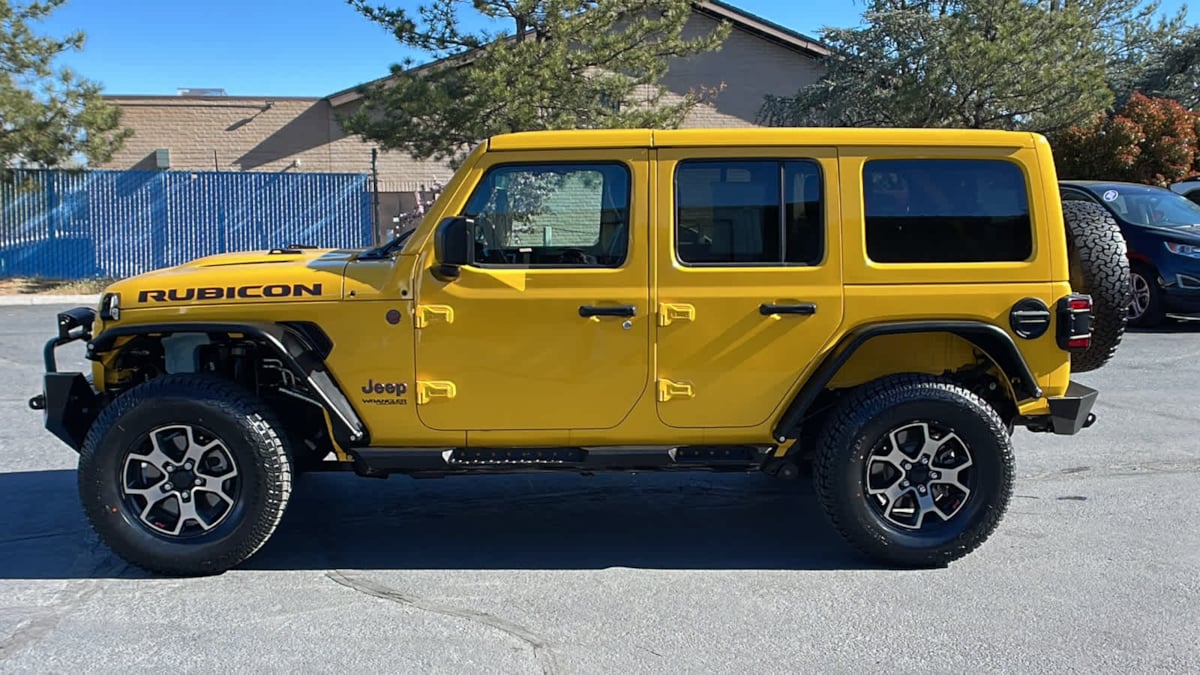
326, 1, 830, 107
698, 0, 827, 57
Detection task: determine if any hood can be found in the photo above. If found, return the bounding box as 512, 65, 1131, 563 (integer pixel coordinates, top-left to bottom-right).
1136, 223, 1200, 245
106, 248, 359, 310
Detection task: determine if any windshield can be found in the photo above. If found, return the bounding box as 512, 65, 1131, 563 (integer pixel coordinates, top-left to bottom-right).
1093, 185, 1200, 228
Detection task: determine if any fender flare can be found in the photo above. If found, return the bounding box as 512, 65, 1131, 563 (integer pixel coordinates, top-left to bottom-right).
771, 321, 1043, 442
87, 321, 368, 448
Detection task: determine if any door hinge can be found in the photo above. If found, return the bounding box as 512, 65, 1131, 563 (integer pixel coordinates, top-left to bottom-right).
657, 378, 695, 402
415, 305, 454, 328
416, 380, 457, 404
657, 302, 696, 326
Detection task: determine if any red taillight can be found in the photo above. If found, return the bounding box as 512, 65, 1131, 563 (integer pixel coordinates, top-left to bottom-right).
1057, 294, 1093, 352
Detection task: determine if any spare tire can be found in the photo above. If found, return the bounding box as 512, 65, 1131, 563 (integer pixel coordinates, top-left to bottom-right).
1060, 201, 1131, 373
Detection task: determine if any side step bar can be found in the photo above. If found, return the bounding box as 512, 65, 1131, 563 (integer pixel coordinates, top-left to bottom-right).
340, 445, 775, 478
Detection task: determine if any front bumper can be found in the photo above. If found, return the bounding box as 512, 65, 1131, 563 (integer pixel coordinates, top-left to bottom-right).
1017, 381, 1099, 435
28, 306, 101, 452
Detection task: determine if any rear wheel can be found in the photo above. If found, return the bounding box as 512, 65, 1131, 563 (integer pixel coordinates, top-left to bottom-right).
78, 374, 293, 576
814, 375, 1014, 567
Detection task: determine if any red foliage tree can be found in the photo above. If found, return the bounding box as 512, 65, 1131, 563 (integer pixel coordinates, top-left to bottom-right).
1052, 93, 1200, 186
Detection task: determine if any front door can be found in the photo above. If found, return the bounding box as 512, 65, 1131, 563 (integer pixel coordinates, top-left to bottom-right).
414, 150, 650, 432
654, 149, 845, 429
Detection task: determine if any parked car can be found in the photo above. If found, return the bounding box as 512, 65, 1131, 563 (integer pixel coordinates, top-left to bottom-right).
1061, 180, 1200, 326
1169, 176, 1200, 205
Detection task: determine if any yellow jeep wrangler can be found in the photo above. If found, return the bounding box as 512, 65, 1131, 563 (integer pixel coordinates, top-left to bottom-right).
32, 128, 1130, 575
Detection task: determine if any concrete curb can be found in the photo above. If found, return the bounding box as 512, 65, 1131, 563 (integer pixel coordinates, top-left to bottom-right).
0, 294, 98, 306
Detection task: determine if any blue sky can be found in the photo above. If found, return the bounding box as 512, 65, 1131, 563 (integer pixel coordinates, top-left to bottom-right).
39, 0, 1194, 98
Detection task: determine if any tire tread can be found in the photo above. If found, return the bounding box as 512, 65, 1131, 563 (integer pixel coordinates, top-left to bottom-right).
814, 374, 1015, 567
78, 374, 293, 576
1061, 201, 1131, 373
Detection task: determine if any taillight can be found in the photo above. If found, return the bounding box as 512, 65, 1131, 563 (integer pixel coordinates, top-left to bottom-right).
1057, 294, 1092, 351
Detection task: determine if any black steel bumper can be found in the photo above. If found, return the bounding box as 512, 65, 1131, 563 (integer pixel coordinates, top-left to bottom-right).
28, 307, 101, 452
1017, 381, 1099, 435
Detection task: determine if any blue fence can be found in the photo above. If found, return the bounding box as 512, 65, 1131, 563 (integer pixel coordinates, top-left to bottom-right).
0, 169, 373, 279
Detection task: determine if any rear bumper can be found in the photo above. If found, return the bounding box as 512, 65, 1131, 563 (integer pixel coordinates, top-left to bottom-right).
1016, 381, 1098, 435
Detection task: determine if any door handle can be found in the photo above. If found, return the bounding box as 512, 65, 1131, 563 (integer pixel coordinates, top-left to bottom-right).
579, 304, 637, 318
759, 302, 817, 316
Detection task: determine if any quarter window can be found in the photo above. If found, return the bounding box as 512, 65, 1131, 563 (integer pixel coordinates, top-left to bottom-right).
675, 160, 824, 265
462, 162, 630, 267
863, 159, 1033, 263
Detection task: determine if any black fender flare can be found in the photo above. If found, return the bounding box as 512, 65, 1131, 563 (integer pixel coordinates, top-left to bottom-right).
771, 321, 1042, 442
87, 321, 368, 448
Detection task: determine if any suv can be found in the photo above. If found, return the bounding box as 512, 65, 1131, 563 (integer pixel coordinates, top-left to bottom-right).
1169, 176, 1200, 205
1062, 180, 1200, 326
31, 128, 1130, 575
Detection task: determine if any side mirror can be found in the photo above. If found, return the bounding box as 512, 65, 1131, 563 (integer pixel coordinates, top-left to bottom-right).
433, 217, 472, 280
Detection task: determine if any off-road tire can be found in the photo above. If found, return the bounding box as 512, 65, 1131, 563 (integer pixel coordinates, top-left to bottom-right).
814, 375, 1014, 568
78, 374, 293, 576
1061, 201, 1131, 372
1128, 262, 1166, 328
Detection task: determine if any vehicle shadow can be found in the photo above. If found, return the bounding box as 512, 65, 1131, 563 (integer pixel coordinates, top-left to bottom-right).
0, 469, 877, 579
1126, 315, 1200, 334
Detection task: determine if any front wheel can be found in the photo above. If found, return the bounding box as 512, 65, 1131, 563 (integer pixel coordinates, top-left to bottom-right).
1127, 263, 1166, 327
814, 375, 1014, 567
78, 374, 294, 576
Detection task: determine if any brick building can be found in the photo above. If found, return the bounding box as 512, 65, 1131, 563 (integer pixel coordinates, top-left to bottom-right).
96, 1, 828, 242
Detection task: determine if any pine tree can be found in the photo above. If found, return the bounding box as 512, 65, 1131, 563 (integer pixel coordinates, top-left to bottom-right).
342, 0, 730, 163
0, 0, 130, 175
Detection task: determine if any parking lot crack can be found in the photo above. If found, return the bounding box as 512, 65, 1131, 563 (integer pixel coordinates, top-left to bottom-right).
0, 582, 99, 657
326, 570, 557, 674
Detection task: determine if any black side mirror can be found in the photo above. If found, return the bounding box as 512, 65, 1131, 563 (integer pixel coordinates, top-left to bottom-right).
433, 217, 472, 280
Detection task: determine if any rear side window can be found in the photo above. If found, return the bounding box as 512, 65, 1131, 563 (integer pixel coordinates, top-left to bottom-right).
674, 160, 823, 265
863, 159, 1032, 263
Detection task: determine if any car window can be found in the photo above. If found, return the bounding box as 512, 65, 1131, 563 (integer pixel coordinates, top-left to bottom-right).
462, 162, 630, 267
1099, 186, 1200, 228
863, 159, 1033, 263
674, 159, 823, 266
1062, 190, 1095, 203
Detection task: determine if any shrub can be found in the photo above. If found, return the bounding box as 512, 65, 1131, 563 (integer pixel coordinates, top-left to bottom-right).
1052, 93, 1200, 186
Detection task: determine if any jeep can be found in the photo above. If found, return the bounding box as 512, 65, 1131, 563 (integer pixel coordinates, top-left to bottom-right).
30, 128, 1131, 575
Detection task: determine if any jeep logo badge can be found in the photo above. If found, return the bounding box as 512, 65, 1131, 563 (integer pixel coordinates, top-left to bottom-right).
361, 379, 407, 396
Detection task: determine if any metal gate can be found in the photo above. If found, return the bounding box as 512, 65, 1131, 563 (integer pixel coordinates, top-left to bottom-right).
0, 169, 372, 279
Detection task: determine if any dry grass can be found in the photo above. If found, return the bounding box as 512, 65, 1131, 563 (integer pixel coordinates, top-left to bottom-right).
0, 276, 116, 296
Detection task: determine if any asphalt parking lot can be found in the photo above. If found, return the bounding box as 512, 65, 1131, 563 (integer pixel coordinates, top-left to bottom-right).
0, 303, 1197, 673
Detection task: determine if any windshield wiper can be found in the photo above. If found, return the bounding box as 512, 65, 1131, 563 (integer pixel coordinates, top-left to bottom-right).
358, 229, 415, 260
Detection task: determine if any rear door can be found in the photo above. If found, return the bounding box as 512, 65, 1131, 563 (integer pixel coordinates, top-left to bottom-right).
653, 148, 845, 429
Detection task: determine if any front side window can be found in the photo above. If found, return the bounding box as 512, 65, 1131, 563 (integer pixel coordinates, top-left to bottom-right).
675, 159, 824, 266
462, 162, 630, 267
863, 159, 1033, 263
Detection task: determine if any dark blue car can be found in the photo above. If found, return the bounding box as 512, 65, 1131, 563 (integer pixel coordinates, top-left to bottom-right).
1060, 181, 1200, 327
